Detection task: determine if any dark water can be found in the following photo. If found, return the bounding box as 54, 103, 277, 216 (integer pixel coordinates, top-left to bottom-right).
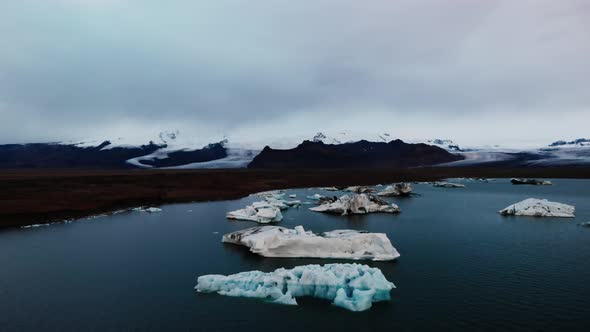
1, 179, 590, 331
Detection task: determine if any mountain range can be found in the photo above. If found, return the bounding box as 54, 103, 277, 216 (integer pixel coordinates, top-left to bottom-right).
0, 131, 588, 169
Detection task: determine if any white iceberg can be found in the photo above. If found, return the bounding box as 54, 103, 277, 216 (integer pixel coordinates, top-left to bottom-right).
222, 225, 400, 261
433, 181, 465, 188
195, 263, 395, 311
310, 194, 400, 215
306, 193, 325, 201
320, 187, 340, 191
499, 198, 575, 218
344, 186, 375, 194
289, 194, 297, 198
226, 204, 283, 223
377, 183, 413, 197
579, 221, 590, 227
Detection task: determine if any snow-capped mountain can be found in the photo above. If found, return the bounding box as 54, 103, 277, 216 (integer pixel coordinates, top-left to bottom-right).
2, 131, 589, 169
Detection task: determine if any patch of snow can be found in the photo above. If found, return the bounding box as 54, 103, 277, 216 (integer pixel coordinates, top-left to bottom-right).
222, 225, 400, 261
195, 263, 395, 312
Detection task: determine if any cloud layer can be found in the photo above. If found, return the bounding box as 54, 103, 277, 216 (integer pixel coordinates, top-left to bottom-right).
1, 0, 588, 145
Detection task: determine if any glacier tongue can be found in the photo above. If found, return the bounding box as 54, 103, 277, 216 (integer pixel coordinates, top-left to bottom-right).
195, 263, 395, 312
222, 225, 400, 261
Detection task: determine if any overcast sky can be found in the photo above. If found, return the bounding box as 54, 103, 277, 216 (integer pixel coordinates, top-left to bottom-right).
0, 0, 588, 146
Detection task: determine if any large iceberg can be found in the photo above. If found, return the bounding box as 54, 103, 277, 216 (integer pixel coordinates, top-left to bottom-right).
195, 263, 395, 311
310, 194, 400, 215
499, 198, 575, 218
222, 225, 400, 261
377, 183, 413, 197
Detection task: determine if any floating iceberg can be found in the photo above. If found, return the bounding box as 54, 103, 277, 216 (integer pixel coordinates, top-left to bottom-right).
377, 183, 413, 197
222, 225, 400, 261
132, 207, 162, 213
499, 198, 575, 218
310, 194, 400, 215
306, 193, 325, 201
195, 263, 395, 311
289, 194, 297, 198
226, 205, 283, 223
510, 178, 552, 185
320, 187, 340, 191
433, 181, 465, 188
579, 221, 590, 227
344, 186, 375, 194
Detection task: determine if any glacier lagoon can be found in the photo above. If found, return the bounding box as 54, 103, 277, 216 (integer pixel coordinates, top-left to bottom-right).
1, 179, 590, 331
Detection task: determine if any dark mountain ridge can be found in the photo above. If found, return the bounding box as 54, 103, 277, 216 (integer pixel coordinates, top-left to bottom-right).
248, 139, 463, 169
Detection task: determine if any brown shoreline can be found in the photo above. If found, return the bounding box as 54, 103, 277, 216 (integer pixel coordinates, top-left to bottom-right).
1, 167, 589, 229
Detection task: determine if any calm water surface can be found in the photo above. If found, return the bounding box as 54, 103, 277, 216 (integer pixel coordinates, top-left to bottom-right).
1, 179, 590, 331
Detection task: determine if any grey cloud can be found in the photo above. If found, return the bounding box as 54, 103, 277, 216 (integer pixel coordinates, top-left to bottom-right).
0, 0, 588, 144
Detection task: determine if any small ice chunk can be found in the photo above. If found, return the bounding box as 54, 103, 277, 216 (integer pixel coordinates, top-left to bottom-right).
195, 263, 395, 311
132, 207, 162, 213
377, 183, 413, 197
433, 182, 465, 188
499, 198, 575, 218
510, 178, 552, 185
289, 194, 297, 198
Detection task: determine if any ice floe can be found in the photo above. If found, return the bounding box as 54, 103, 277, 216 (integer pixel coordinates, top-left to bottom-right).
344, 186, 375, 194
310, 194, 400, 215
377, 183, 413, 197
195, 263, 395, 311
499, 198, 575, 218
222, 225, 400, 261
132, 207, 162, 213
227, 205, 283, 223
579, 222, 590, 227
433, 181, 465, 188
510, 178, 552, 185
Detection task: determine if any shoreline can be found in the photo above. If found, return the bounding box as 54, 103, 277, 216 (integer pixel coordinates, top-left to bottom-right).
1, 167, 589, 229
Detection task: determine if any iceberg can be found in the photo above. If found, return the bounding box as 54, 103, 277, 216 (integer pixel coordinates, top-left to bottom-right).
433, 181, 465, 188
499, 198, 575, 218
344, 186, 375, 194
510, 178, 552, 185
222, 225, 400, 261
579, 221, 590, 227
226, 204, 283, 223
377, 183, 413, 197
306, 193, 325, 201
310, 194, 400, 215
195, 263, 395, 311
320, 187, 340, 191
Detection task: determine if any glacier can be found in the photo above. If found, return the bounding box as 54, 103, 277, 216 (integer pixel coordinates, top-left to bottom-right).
499, 198, 575, 218
222, 225, 400, 261
310, 194, 400, 215
195, 263, 395, 311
